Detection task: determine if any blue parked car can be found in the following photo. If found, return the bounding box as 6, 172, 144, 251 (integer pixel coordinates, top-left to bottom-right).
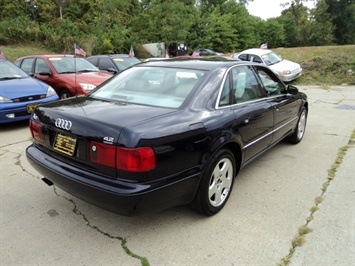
0, 59, 59, 124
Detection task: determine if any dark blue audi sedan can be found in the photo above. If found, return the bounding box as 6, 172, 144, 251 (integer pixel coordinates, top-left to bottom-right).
26, 59, 308, 216
0, 59, 59, 124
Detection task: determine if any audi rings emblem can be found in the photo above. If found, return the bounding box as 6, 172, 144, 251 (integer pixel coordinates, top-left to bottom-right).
55, 118, 72, 130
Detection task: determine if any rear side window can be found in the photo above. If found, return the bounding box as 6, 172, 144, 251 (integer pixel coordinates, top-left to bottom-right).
238, 54, 248, 61
19, 58, 35, 73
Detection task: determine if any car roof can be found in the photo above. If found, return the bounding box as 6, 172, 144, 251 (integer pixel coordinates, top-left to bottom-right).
87, 54, 132, 59
16, 54, 75, 60
240, 48, 272, 56
139, 59, 248, 71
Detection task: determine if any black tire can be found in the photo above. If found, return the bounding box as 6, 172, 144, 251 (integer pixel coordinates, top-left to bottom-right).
286, 108, 307, 144
59, 89, 72, 99
191, 149, 236, 216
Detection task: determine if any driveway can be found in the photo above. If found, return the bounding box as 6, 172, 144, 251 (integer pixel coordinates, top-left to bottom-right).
1, 85, 354, 266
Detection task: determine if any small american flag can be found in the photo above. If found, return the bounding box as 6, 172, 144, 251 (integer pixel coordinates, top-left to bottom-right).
129, 45, 135, 57
260, 43, 268, 49
165, 48, 169, 58
74, 44, 86, 57
192, 50, 200, 57
0, 50, 5, 59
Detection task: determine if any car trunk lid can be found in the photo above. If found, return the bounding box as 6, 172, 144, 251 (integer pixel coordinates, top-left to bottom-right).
31, 96, 175, 178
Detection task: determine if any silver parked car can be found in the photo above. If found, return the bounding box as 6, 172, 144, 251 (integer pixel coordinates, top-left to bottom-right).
235, 48, 302, 82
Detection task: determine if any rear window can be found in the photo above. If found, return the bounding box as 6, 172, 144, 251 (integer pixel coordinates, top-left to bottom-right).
90, 66, 206, 108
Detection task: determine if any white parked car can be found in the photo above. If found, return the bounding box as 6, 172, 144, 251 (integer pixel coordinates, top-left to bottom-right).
235, 48, 302, 82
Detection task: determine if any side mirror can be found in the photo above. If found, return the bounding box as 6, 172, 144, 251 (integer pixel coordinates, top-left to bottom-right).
287, 85, 299, 95
107, 67, 118, 74
39, 71, 52, 76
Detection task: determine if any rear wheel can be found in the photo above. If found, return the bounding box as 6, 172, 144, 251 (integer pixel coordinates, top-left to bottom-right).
286, 108, 307, 144
191, 149, 236, 216
59, 89, 72, 99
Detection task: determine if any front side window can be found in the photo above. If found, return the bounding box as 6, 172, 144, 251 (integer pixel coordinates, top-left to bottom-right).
35, 59, 51, 74
254, 65, 284, 96
218, 65, 265, 106
98, 58, 115, 71
251, 55, 263, 63
90, 66, 206, 108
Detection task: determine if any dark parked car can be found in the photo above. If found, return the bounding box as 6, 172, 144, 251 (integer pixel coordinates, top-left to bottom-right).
86, 54, 141, 74
0, 59, 59, 124
14, 55, 112, 99
26, 59, 308, 216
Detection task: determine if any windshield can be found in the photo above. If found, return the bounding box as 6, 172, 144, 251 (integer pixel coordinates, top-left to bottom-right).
261, 52, 282, 66
0, 60, 29, 79
49, 57, 99, 74
113, 57, 141, 71
90, 66, 206, 108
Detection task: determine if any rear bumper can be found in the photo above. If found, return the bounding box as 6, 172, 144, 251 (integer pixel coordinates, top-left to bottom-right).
26, 145, 200, 216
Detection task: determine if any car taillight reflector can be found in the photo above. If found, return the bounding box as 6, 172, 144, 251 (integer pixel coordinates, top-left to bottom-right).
29, 120, 44, 143
90, 142, 116, 168
117, 147, 156, 172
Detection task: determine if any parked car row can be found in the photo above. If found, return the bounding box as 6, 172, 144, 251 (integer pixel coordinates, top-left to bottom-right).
0, 59, 59, 124
1, 53, 142, 123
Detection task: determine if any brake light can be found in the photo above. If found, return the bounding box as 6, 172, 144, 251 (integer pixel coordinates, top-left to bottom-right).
29, 120, 44, 143
90, 142, 116, 167
117, 147, 156, 172
90, 142, 156, 172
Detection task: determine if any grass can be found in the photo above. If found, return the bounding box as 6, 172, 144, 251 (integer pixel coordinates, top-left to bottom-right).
274, 45, 355, 85
1, 44, 355, 85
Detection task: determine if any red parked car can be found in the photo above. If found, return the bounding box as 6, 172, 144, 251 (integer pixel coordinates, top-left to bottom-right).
14, 55, 113, 99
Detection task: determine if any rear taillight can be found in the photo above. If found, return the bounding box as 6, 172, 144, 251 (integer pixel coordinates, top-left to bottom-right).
117, 147, 156, 172
90, 142, 156, 172
90, 142, 116, 167
29, 120, 44, 143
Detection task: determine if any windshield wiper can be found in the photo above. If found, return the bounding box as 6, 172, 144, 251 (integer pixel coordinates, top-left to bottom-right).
77, 69, 97, 73
59, 71, 76, 74
0, 76, 18, 81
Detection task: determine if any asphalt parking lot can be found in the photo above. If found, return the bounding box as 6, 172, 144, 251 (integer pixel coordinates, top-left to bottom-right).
1, 85, 354, 266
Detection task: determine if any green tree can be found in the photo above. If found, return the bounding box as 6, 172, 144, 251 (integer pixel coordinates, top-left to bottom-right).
308, 0, 335, 45
325, 0, 355, 44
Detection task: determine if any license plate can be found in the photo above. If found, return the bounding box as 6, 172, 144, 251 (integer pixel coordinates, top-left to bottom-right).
27, 103, 42, 113
53, 133, 77, 156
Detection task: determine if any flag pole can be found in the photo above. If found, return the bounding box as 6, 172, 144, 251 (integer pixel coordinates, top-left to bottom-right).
73, 43, 77, 97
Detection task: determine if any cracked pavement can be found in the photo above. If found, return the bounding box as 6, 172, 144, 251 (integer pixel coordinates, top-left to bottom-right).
1, 85, 354, 266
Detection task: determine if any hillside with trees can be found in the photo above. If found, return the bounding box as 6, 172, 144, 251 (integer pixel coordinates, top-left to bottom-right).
0, 0, 354, 57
